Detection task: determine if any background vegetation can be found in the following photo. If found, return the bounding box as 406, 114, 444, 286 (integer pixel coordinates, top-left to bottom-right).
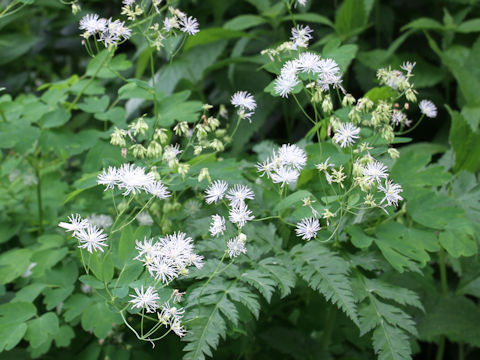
1, 0, 480, 359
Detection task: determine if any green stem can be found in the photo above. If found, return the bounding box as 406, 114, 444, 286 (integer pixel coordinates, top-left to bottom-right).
197, 251, 228, 313
34, 167, 43, 234
436, 247, 448, 360
321, 306, 337, 350
68, 50, 112, 112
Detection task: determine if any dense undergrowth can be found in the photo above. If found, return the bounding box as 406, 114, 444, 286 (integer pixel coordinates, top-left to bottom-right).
1, 1, 480, 359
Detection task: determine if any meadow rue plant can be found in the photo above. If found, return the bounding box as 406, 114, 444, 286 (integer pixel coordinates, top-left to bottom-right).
2, 0, 480, 359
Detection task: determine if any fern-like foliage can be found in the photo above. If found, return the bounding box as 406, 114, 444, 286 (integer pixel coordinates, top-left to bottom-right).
183, 278, 258, 360
291, 242, 359, 326
355, 273, 423, 360
183, 255, 296, 360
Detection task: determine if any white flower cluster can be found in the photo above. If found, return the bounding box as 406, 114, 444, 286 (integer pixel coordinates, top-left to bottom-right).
227, 233, 247, 259
274, 51, 343, 98
261, 25, 314, 60
257, 144, 307, 187
129, 287, 188, 337
79, 14, 132, 47
377, 62, 417, 102
134, 232, 203, 284
59, 214, 108, 253
205, 181, 255, 229
97, 163, 170, 198
163, 7, 200, 35
357, 158, 403, 207
231, 91, 257, 122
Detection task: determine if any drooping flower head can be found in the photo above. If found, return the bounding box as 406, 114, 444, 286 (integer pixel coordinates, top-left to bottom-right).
419, 100, 437, 118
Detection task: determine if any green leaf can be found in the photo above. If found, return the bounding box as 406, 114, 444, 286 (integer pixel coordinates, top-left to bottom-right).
63, 294, 95, 322
372, 322, 412, 360
184, 28, 246, 51
157, 91, 202, 126
77, 95, 110, 113
12, 283, 46, 303
292, 242, 359, 326
0, 323, 28, 352
25, 312, 59, 348
281, 13, 334, 27
346, 225, 374, 249
118, 225, 135, 265
439, 229, 477, 258
38, 107, 71, 128
0, 302, 36, 325
374, 222, 437, 272
418, 296, 480, 347
456, 18, 480, 33
401, 18, 444, 31
86, 50, 112, 77
335, 0, 367, 38
81, 301, 121, 338
224, 15, 266, 31
408, 192, 465, 230
448, 108, 480, 173
0, 34, 38, 65
364, 86, 398, 103
274, 190, 314, 212
241, 269, 276, 302
322, 42, 358, 72
54, 325, 75, 348
43, 285, 74, 311
0, 248, 32, 284
88, 251, 114, 283
364, 278, 424, 311
258, 256, 296, 298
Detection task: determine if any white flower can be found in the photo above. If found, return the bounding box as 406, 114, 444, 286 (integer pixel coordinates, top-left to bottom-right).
231, 91, 257, 111
134, 237, 160, 261
226, 184, 255, 207
391, 109, 406, 126
205, 180, 228, 204
117, 164, 156, 196
280, 60, 299, 79
209, 215, 226, 237
75, 224, 108, 253
256, 158, 275, 178
295, 217, 321, 240
318, 58, 342, 91
129, 286, 160, 313
136, 211, 154, 226
59, 213, 89, 233
163, 144, 182, 163
363, 161, 389, 184
86, 214, 113, 229
179, 16, 199, 35
158, 232, 203, 271
271, 166, 299, 187
296, 0, 307, 6
79, 14, 107, 34
160, 302, 185, 321
296, 52, 321, 73
378, 180, 403, 206
227, 235, 247, 258
333, 122, 360, 148
274, 74, 299, 98
228, 203, 254, 228
170, 318, 187, 337
146, 180, 170, 199
400, 61, 416, 75
419, 100, 437, 118
315, 157, 334, 172
290, 25, 313, 48
123, 0, 135, 5
150, 257, 177, 283
107, 18, 131, 40
97, 166, 119, 190
163, 17, 178, 32
277, 144, 307, 170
